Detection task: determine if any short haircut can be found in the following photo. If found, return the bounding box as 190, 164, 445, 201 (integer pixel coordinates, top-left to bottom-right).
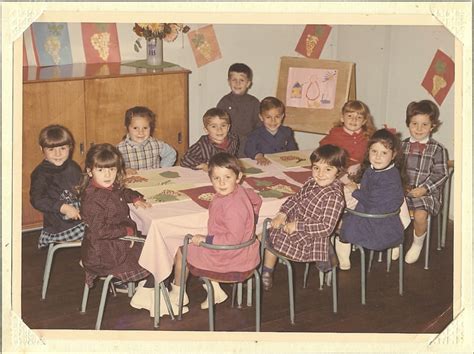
202, 107, 231, 127
38, 124, 74, 149
228, 63, 253, 81
208, 152, 242, 179
405, 100, 440, 127
310, 144, 347, 175
260, 96, 285, 115
124, 106, 156, 135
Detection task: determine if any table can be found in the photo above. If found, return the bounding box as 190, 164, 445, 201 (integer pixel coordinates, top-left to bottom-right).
129, 150, 314, 285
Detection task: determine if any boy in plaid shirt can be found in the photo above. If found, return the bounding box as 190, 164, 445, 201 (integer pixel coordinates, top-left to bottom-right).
261, 145, 347, 290
402, 100, 448, 264
30, 125, 85, 248
117, 106, 176, 174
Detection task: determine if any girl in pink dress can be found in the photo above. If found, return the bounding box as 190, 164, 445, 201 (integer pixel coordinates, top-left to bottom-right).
170, 152, 262, 310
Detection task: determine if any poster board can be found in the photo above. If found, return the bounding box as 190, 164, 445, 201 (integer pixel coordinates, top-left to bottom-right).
276, 56, 356, 134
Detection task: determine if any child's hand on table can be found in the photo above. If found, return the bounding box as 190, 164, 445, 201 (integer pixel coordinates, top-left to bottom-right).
255, 153, 271, 166
192, 234, 206, 246
283, 221, 296, 234
133, 199, 152, 209
271, 212, 287, 229
344, 181, 358, 193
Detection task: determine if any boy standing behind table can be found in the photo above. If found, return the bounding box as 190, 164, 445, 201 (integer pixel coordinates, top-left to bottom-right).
217, 63, 261, 157
180, 107, 239, 172
244, 96, 298, 165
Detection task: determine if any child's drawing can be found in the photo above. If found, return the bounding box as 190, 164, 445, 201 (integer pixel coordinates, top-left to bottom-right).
286, 67, 338, 109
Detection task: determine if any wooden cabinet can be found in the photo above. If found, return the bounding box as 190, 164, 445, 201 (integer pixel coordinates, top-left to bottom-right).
22, 63, 190, 230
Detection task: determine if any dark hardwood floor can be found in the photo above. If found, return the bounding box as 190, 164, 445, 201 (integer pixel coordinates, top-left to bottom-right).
21, 221, 453, 332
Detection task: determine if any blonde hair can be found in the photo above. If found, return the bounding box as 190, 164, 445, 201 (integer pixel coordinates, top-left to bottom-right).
334, 100, 376, 138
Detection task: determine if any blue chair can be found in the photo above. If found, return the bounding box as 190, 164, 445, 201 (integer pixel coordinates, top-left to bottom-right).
343, 208, 403, 305
178, 234, 261, 331
261, 218, 338, 325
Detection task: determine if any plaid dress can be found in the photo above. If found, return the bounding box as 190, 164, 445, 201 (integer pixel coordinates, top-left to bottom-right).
117, 135, 177, 170
30, 159, 85, 248
401, 138, 448, 215
268, 178, 345, 268
81, 182, 149, 287
180, 133, 239, 169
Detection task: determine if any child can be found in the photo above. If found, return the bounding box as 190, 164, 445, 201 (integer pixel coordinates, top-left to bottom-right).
79, 143, 181, 317
261, 145, 346, 290
401, 100, 448, 264
338, 129, 405, 269
180, 108, 239, 171
171, 152, 262, 309
116, 106, 176, 173
217, 63, 261, 157
244, 96, 298, 165
319, 100, 376, 179
30, 124, 85, 249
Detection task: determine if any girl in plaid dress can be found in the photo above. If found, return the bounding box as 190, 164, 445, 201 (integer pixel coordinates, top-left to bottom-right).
79, 144, 174, 317
30, 125, 85, 249
402, 100, 448, 264
261, 145, 347, 291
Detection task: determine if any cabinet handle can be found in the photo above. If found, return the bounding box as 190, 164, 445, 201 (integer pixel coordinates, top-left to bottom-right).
177, 132, 182, 144
80, 143, 84, 155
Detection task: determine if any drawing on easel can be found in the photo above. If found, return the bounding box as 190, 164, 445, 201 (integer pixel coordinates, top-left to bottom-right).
286, 68, 338, 110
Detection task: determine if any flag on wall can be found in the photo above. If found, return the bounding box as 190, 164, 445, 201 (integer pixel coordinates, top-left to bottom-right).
81, 23, 121, 63
421, 49, 454, 105
295, 25, 332, 59
31, 23, 73, 66
187, 25, 222, 67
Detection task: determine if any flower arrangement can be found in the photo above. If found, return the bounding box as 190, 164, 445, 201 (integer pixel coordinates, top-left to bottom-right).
133, 23, 190, 51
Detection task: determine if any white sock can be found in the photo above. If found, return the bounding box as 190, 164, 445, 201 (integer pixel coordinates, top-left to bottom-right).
391, 246, 400, 261
201, 281, 228, 309
335, 237, 351, 270
168, 282, 189, 306
149, 288, 189, 318
405, 231, 427, 264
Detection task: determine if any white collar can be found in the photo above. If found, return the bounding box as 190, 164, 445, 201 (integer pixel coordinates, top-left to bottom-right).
409, 136, 429, 144
370, 162, 395, 172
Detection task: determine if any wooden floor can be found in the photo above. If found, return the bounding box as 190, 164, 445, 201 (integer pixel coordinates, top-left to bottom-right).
21, 221, 453, 333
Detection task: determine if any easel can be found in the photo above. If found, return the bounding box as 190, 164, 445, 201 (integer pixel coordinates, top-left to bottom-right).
276, 57, 356, 135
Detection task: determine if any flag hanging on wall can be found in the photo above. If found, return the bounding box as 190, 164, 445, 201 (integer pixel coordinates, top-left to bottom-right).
295, 25, 332, 59
81, 23, 121, 63
187, 25, 222, 68
421, 49, 454, 105
31, 23, 73, 66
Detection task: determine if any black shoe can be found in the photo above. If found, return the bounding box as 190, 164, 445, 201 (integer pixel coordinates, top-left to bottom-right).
112, 279, 129, 294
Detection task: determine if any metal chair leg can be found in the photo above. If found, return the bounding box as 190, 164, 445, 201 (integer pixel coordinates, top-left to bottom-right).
237, 283, 243, 308
303, 263, 310, 288
319, 269, 324, 290
281, 258, 295, 325
246, 278, 253, 307
202, 278, 214, 331
368, 250, 374, 272
357, 245, 366, 305
95, 275, 113, 330
332, 266, 337, 313
399, 244, 404, 296
254, 270, 261, 332
41, 244, 55, 300
424, 215, 431, 270
386, 249, 392, 272
377, 252, 383, 262
80, 283, 89, 313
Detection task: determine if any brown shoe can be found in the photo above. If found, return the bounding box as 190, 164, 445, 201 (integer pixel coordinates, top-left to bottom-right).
262, 271, 273, 291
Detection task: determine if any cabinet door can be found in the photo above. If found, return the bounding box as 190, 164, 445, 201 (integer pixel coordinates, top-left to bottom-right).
84, 72, 189, 160
23, 80, 86, 229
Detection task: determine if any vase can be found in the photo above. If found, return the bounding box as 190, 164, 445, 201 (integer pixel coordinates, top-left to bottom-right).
146, 37, 163, 66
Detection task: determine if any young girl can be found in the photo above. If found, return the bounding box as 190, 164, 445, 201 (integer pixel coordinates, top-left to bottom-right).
79, 143, 176, 317
244, 96, 298, 165
30, 125, 85, 248
319, 100, 376, 178
261, 145, 347, 290
401, 100, 448, 264
170, 152, 262, 309
339, 129, 405, 267
116, 106, 177, 173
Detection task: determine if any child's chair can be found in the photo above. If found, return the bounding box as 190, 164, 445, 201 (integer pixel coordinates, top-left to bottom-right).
177, 234, 262, 331
41, 239, 82, 300
440, 160, 454, 248
79, 237, 175, 330
343, 208, 403, 305
261, 218, 338, 325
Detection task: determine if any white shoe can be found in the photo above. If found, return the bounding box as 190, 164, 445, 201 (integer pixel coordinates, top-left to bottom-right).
391, 247, 400, 261
168, 282, 189, 306
130, 286, 153, 311
335, 237, 351, 270
405, 231, 426, 264
201, 281, 228, 310
150, 290, 189, 318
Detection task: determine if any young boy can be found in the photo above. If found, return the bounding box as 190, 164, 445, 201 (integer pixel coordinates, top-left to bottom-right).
180, 108, 239, 171
244, 96, 298, 165
217, 63, 261, 157
116, 106, 177, 173
402, 100, 448, 264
